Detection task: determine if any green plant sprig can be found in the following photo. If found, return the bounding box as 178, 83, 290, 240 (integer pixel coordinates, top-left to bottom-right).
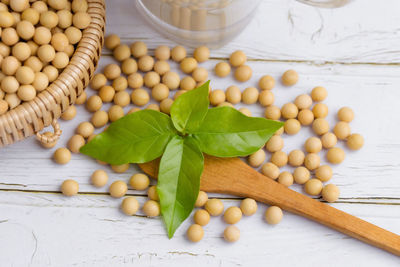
80, 81, 283, 238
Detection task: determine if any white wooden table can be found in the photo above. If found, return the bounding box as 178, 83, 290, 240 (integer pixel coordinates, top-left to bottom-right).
1, 0, 400, 266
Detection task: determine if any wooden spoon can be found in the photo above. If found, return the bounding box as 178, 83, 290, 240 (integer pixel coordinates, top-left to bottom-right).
139, 156, 400, 256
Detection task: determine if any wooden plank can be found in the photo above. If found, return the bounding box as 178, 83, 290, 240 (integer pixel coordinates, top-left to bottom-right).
0, 191, 398, 266
104, 0, 400, 64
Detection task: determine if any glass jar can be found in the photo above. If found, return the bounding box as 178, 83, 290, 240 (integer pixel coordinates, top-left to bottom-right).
136, 0, 351, 48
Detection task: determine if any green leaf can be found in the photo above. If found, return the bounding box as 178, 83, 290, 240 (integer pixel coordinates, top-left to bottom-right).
170, 81, 210, 133
80, 110, 177, 165
193, 107, 284, 157
157, 135, 204, 238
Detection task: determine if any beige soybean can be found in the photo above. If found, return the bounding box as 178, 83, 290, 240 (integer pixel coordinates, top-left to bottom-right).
248, 149, 266, 167
5, 93, 21, 109
131, 88, 150, 106
261, 162, 280, 180
72, 11, 91, 29
304, 179, 323, 196
195, 191, 208, 207
315, 165, 333, 182
121, 196, 140, 216
121, 58, 138, 75
347, 133, 364, 150
322, 184, 340, 203
192, 67, 208, 82
225, 85, 241, 104
86, 95, 102, 112
12, 42, 31, 61
187, 224, 204, 242
76, 121, 94, 138
52, 52, 69, 69
15, 66, 34, 85
114, 91, 130, 107
312, 118, 329, 135
24, 56, 43, 72
138, 55, 154, 72
99, 86, 115, 102
265, 206, 283, 225
128, 72, 143, 89
224, 206, 242, 224
337, 107, 354, 122
40, 11, 59, 28
312, 103, 328, 118
51, 32, 69, 52
113, 44, 131, 62
304, 153, 320, 170
281, 69, 298, 86
61, 179, 79, 196
205, 199, 224, 216
270, 151, 288, 167
242, 87, 259, 104
16, 20, 35, 40
193, 46, 209, 62
229, 50, 246, 67
153, 60, 170, 76
109, 180, 128, 198
321, 132, 337, 149
278, 171, 294, 187
53, 147, 71, 165
0, 100, 8, 115
214, 62, 230, 77
152, 83, 169, 102
142, 200, 160, 217
147, 185, 159, 201
180, 76, 196, 91
293, 166, 310, 184
240, 198, 257, 216
266, 135, 283, 153
333, 121, 351, 140
258, 90, 274, 107
327, 147, 345, 164
209, 89, 225, 106
91, 110, 108, 128
239, 107, 252, 117
180, 57, 198, 74
162, 71, 180, 90
294, 94, 312, 110
43, 65, 59, 82
130, 41, 147, 58
57, 10, 73, 29
61, 105, 76, 120
104, 63, 121, 80
154, 45, 170, 60
258, 75, 275, 90
311, 86, 327, 102
171, 45, 186, 62
288, 149, 305, 167
65, 26, 82, 44
194, 209, 210, 226
91, 169, 108, 187
108, 105, 124, 122
67, 134, 85, 153
112, 76, 128, 92
143, 71, 160, 88
111, 163, 130, 173
281, 103, 298, 119
284, 119, 301, 135
234, 65, 252, 82
129, 173, 150, 190
304, 137, 322, 153
264, 105, 281, 120
2, 56, 20, 75
90, 73, 107, 90
2, 28, 19, 46
297, 109, 314, 126
224, 225, 240, 243
17, 85, 36, 101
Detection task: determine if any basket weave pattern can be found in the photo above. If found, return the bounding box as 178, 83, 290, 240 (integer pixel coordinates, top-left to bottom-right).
0, 0, 106, 147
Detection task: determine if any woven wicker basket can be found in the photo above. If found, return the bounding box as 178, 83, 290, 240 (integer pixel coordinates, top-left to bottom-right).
0, 0, 106, 147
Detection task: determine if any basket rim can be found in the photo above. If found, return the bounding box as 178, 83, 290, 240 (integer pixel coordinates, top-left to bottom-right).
0, 0, 106, 147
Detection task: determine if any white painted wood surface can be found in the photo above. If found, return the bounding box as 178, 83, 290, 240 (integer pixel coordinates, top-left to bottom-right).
1, 0, 400, 266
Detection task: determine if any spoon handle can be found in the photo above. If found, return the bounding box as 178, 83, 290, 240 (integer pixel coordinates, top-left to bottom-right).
201, 157, 400, 256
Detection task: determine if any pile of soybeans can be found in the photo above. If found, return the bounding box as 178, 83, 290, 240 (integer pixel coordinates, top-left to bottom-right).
43, 34, 364, 243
